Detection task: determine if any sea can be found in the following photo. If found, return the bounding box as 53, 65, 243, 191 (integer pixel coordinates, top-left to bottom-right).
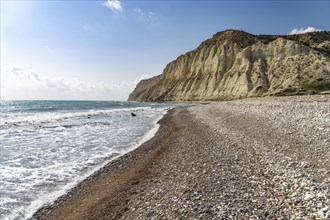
0, 100, 178, 220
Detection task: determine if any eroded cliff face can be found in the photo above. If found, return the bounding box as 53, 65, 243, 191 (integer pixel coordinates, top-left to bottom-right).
128, 30, 330, 102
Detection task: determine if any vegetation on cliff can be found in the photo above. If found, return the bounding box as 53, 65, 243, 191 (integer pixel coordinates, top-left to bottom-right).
128, 30, 330, 102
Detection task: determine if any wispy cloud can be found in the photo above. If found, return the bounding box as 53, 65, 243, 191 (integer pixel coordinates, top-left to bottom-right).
134, 8, 155, 22
134, 8, 144, 18
9, 63, 24, 76
103, 0, 122, 12
7, 63, 70, 91
8, 63, 40, 81
132, 8, 162, 34
31, 72, 40, 81
288, 27, 322, 35
3, 63, 148, 100
134, 74, 152, 84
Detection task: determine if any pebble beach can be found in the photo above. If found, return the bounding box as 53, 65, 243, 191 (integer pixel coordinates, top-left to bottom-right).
32, 95, 330, 219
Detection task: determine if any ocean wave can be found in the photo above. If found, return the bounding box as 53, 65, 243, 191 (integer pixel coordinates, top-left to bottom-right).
0, 101, 174, 220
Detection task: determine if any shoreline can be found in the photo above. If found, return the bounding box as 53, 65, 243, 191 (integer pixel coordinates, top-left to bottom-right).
31, 107, 183, 219
32, 95, 329, 219
24, 107, 168, 220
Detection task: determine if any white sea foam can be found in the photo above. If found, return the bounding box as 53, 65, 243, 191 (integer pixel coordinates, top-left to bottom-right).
0, 107, 152, 127
0, 101, 173, 220
23, 109, 168, 220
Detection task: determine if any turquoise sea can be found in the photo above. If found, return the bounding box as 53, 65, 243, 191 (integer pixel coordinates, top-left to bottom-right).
0, 100, 177, 220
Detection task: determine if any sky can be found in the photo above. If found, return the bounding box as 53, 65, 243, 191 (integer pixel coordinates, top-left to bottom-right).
1, 0, 329, 101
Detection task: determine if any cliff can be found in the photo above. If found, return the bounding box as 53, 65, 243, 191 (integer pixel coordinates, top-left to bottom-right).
128, 29, 330, 102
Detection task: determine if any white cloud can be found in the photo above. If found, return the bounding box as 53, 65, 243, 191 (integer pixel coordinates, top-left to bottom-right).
7, 63, 70, 90
133, 8, 161, 33
134, 8, 155, 22
8, 63, 24, 75
102, 0, 122, 12
134, 8, 145, 20
135, 74, 152, 83
2, 63, 149, 100
7, 63, 38, 80
288, 27, 322, 35
31, 72, 40, 81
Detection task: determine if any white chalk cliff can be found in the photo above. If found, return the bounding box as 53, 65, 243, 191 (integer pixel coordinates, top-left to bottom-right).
128, 29, 330, 102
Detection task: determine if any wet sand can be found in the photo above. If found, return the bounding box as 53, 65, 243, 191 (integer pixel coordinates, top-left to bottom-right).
32, 95, 330, 219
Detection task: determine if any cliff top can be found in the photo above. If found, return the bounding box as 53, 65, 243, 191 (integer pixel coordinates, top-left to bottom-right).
128, 28, 330, 102
207, 29, 330, 55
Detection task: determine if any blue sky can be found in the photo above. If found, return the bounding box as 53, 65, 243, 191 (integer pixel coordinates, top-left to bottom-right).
1, 0, 329, 100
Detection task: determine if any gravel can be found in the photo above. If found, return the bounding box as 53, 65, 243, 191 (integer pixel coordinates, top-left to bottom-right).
123, 95, 330, 219
32, 95, 330, 220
